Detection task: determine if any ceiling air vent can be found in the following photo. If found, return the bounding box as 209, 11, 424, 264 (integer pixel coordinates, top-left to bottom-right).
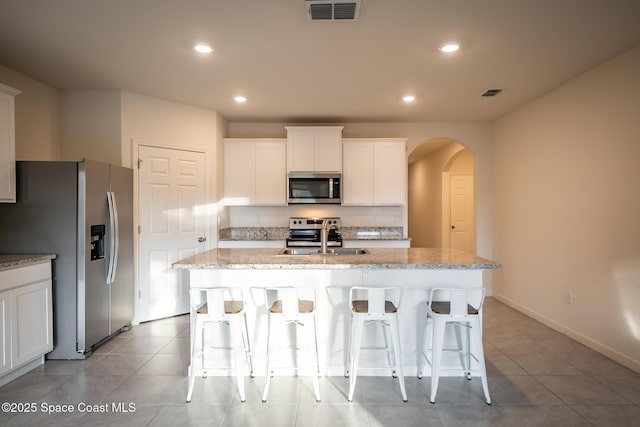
306, 0, 361, 21
481, 88, 503, 97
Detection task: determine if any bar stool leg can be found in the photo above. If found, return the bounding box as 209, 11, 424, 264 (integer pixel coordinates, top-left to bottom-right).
389, 316, 407, 402
430, 318, 446, 404
344, 312, 353, 378
230, 318, 247, 402
381, 322, 397, 378
418, 315, 433, 379
471, 317, 491, 404
242, 314, 255, 378
347, 317, 364, 402
305, 315, 321, 402
458, 323, 472, 380
262, 314, 274, 402
187, 320, 204, 402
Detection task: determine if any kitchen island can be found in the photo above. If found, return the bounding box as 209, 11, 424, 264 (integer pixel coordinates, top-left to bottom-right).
173, 248, 500, 377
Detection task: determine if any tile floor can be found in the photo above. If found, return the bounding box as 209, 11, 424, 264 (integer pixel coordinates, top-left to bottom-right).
0, 297, 639, 426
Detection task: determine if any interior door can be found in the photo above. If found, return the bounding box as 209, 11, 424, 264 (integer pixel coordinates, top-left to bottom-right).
450, 174, 475, 254
138, 146, 206, 322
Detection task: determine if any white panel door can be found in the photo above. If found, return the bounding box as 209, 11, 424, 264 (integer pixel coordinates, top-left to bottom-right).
450, 174, 475, 254
138, 145, 206, 322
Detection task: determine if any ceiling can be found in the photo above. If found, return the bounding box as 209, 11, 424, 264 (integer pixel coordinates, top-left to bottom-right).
1, 0, 640, 124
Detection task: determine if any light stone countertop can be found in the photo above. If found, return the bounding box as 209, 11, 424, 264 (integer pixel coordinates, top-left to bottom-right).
218, 226, 409, 242
0, 254, 56, 270
173, 248, 500, 270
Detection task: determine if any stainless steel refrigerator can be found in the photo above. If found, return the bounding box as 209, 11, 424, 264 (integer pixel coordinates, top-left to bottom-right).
0, 160, 134, 359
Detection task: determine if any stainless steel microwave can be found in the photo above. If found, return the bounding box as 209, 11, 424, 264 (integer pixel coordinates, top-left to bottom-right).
288, 172, 341, 204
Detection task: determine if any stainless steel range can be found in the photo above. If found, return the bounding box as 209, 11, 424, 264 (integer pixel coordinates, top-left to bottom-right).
286, 217, 342, 247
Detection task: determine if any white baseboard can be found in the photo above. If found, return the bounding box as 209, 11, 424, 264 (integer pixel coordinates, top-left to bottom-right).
492, 292, 640, 374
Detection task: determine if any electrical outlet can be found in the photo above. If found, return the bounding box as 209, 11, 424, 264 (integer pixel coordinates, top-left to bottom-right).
566, 291, 573, 304
393, 215, 402, 225
256, 215, 261, 225
371, 215, 378, 224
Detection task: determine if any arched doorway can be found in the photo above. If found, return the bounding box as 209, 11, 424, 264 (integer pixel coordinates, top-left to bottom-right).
407, 139, 476, 253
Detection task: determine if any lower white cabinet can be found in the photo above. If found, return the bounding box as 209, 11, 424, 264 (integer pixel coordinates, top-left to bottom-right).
0, 261, 53, 384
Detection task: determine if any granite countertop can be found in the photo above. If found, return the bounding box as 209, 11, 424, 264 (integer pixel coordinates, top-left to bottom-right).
218, 226, 410, 241
173, 248, 500, 270
0, 254, 56, 270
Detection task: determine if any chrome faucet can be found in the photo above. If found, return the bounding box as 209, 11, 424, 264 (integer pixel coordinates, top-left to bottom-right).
320, 219, 340, 254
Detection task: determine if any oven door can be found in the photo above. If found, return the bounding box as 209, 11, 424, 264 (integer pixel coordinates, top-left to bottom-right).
286, 229, 320, 247
286, 229, 343, 247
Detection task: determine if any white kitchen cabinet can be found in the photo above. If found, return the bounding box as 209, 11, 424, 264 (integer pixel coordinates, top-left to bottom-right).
342, 138, 407, 206
0, 292, 9, 376
224, 139, 287, 206
0, 260, 53, 386
286, 126, 343, 172
0, 83, 21, 203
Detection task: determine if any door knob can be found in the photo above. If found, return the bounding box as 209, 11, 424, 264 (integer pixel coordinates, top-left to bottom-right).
451, 226, 455, 229
198, 236, 206, 242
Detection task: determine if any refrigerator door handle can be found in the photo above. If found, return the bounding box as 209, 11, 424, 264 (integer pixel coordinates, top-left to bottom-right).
107, 191, 119, 284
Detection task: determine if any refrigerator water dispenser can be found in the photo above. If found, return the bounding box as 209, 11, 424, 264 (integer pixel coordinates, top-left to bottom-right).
90, 224, 105, 261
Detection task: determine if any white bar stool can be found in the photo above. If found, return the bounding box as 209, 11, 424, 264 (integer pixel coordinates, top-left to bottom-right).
262, 287, 321, 402
418, 287, 491, 404
345, 286, 407, 402
186, 287, 254, 403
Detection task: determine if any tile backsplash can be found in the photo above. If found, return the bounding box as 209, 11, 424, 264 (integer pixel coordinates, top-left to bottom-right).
228, 205, 406, 229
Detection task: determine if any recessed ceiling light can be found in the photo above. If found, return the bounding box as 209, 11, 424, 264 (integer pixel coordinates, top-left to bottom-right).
439, 42, 460, 53
194, 43, 213, 54
402, 95, 416, 103
234, 96, 247, 103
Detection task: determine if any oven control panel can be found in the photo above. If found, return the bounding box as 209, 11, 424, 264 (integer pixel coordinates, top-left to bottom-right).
289, 217, 341, 229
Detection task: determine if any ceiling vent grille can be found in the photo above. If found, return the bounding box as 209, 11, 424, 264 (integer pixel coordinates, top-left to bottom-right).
481, 88, 503, 97
306, 0, 361, 21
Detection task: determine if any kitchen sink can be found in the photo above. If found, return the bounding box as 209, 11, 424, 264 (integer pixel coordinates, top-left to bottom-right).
277, 248, 368, 256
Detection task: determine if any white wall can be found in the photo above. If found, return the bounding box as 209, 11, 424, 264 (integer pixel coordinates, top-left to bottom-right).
60, 90, 122, 164
120, 91, 224, 247
493, 44, 640, 372
408, 142, 466, 248
0, 65, 61, 160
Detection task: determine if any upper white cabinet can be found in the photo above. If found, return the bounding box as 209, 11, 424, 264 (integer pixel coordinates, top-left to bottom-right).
0, 83, 21, 203
286, 126, 343, 172
224, 139, 287, 206
342, 138, 407, 206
